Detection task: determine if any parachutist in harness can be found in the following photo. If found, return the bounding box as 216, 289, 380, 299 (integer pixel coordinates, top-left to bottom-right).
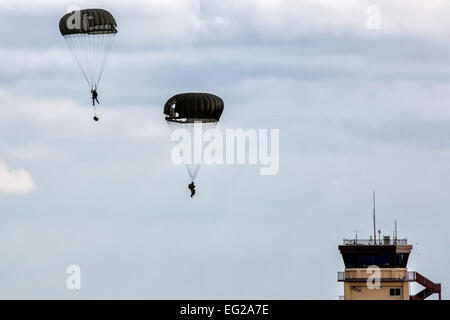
163, 93, 224, 196
91, 89, 100, 121
60, 9, 117, 123
91, 89, 99, 106
188, 182, 196, 198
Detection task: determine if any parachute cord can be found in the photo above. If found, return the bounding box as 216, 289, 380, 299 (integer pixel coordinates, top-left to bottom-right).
193, 166, 200, 181
96, 34, 115, 89
78, 35, 94, 89
190, 165, 201, 182
65, 34, 115, 91
65, 36, 91, 89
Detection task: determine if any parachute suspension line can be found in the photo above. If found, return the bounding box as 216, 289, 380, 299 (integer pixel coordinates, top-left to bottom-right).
84, 35, 94, 88
96, 34, 115, 88
89, 34, 98, 88
80, 34, 95, 89
65, 33, 116, 92
74, 34, 92, 87
166, 120, 218, 184
86, 34, 96, 88
91, 33, 110, 89
90, 34, 98, 89
188, 164, 201, 182
65, 36, 91, 88
93, 34, 100, 89
85, 35, 95, 89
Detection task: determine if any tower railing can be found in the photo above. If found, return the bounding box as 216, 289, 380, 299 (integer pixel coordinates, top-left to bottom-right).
342, 238, 408, 246
338, 271, 417, 282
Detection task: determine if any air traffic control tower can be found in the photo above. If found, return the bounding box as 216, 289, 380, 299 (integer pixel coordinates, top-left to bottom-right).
338, 235, 441, 300
337, 194, 442, 300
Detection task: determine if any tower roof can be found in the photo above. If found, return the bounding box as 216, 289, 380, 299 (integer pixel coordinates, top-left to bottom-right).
339, 238, 412, 268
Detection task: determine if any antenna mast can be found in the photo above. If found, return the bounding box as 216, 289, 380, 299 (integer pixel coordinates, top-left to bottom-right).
394, 220, 398, 244
373, 191, 376, 243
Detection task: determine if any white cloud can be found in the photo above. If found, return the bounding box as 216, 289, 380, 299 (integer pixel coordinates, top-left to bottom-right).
0, 161, 36, 195
0, 48, 70, 77
0, 89, 169, 157
2, 0, 450, 46
0, 142, 49, 161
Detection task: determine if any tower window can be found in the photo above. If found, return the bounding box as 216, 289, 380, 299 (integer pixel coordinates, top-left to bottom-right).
376, 253, 393, 267
395, 253, 409, 267
389, 288, 401, 297
343, 254, 356, 268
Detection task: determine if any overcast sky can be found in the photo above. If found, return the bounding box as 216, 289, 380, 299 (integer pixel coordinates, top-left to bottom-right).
0, 0, 449, 299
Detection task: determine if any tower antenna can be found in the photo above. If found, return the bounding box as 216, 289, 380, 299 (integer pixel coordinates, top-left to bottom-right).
373, 191, 376, 243
394, 220, 398, 244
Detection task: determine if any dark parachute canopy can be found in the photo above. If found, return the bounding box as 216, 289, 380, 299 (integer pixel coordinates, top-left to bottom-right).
59, 8, 117, 120
164, 93, 224, 192
164, 93, 224, 123
59, 9, 117, 36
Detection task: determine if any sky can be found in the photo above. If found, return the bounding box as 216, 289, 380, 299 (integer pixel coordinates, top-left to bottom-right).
0, 0, 449, 299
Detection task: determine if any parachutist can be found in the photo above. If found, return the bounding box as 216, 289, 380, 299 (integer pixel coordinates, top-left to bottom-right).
188, 182, 196, 198
91, 89, 99, 106
164, 93, 224, 195
61, 9, 116, 120
93, 116, 99, 122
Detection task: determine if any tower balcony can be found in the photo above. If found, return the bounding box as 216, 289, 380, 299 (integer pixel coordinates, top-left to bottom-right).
337, 270, 417, 282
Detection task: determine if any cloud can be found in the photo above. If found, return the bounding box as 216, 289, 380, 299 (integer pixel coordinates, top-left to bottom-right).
2, 0, 450, 50
0, 161, 36, 195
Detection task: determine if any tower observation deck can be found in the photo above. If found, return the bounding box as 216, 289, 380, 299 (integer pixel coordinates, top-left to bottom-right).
337, 235, 441, 300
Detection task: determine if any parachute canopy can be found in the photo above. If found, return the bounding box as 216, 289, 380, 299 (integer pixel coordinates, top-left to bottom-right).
59, 8, 117, 91
59, 9, 117, 36
164, 93, 224, 123
163, 93, 225, 184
